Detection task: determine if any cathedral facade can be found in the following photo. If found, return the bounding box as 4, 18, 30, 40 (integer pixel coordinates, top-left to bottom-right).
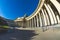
15, 0, 60, 28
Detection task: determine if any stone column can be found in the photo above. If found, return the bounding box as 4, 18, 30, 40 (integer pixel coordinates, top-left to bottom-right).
36, 14, 39, 27
40, 10, 45, 32
39, 12, 42, 27
56, 15, 60, 23
44, 9, 50, 25
27, 21, 29, 27
29, 20, 31, 27
47, 4, 57, 24
30, 19, 32, 27
34, 17, 36, 28
35, 16, 37, 27
32, 18, 34, 28
41, 9, 47, 26
44, 3, 54, 25
28, 21, 29, 27
31, 19, 32, 28
33, 18, 35, 27
50, 0, 60, 14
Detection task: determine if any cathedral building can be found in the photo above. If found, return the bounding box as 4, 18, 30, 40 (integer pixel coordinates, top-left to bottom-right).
15, 0, 60, 28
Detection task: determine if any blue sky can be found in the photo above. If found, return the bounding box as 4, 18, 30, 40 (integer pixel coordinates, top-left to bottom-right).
0, 0, 39, 20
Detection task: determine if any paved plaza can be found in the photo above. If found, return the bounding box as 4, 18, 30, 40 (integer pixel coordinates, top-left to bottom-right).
0, 24, 60, 40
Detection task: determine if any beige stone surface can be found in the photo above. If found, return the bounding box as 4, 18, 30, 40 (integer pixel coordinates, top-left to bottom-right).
0, 27, 60, 40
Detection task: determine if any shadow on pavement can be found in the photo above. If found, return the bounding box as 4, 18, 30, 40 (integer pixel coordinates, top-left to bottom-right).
0, 28, 38, 40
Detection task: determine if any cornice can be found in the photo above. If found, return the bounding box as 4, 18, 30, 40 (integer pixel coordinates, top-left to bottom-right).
26, 0, 45, 20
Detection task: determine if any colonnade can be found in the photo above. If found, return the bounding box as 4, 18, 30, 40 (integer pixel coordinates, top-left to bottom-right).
26, 0, 60, 28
